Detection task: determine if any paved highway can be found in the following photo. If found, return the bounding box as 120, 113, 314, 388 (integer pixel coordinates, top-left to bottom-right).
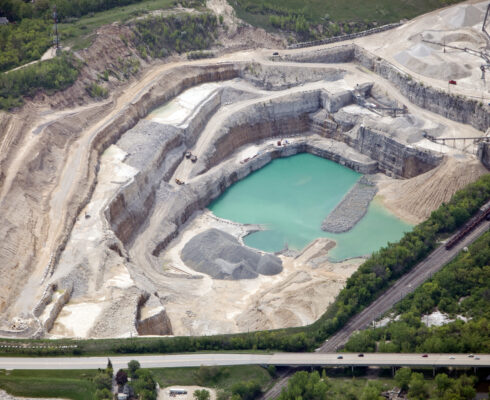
0, 353, 489, 370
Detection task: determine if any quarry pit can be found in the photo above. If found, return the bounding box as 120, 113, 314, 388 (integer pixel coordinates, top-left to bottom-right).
0, 1, 489, 339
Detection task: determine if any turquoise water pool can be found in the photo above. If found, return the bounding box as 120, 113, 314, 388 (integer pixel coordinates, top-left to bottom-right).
208, 153, 412, 261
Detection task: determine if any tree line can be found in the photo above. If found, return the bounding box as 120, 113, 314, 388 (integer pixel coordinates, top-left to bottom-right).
277, 368, 478, 400
0, 18, 51, 72
1, 0, 145, 22
0, 52, 79, 109
344, 228, 490, 354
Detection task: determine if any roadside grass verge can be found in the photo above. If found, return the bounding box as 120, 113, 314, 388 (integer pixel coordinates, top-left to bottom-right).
0, 369, 97, 400
151, 365, 272, 390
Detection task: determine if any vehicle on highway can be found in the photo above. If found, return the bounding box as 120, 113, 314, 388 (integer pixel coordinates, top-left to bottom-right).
475, 356, 480, 360
337, 355, 343, 359
422, 354, 428, 358
449, 356, 455, 359
469, 354, 474, 358
358, 353, 364, 357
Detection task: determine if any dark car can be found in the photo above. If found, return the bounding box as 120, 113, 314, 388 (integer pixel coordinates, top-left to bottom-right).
358, 353, 364, 357
191, 155, 197, 163
185, 151, 192, 159
422, 354, 428, 358
272, 52, 279, 56
337, 355, 343, 359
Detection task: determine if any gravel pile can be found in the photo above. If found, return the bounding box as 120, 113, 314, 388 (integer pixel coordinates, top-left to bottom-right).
181, 229, 283, 279
322, 177, 378, 233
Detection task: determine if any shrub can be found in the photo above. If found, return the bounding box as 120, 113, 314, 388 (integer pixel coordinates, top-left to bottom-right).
0, 52, 79, 109
86, 82, 108, 99
132, 13, 218, 58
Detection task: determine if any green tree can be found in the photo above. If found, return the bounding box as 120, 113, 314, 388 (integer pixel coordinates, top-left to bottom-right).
106, 358, 113, 377
231, 381, 262, 400
394, 367, 411, 391
360, 381, 383, 400
128, 360, 141, 378
435, 373, 452, 397
194, 389, 211, 400
455, 375, 476, 400
93, 372, 112, 391
94, 388, 112, 400
408, 372, 428, 400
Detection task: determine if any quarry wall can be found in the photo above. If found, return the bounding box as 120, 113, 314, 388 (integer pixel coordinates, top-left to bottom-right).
106, 80, 443, 253
478, 142, 490, 169
284, 44, 490, 132
344, 125, 442, 178
150, 137, 378, 257
202, 90, 322, 171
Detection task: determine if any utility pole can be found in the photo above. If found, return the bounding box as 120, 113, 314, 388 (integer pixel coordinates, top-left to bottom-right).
53, 6, 60, 54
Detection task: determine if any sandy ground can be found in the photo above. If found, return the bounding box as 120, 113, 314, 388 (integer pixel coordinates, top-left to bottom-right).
159, 210, 362, 335
377, 156, 489, 224
159, 386, 216, 400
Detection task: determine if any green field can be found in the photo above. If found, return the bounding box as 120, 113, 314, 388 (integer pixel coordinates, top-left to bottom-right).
59, 0, 176, 50
152, 365, 273, 390
0, 370, 97, 400
232, 0, 465, 40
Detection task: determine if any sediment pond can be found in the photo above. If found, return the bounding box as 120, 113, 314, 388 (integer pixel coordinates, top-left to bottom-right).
209, 153, 412, 261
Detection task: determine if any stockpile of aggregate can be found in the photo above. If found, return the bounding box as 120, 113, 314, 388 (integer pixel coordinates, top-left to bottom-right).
322, 177, 378, 233
181, 228, 283, 279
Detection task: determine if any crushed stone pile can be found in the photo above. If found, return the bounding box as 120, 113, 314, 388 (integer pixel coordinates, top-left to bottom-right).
322, 177, 378, 233
181, 228, 283, 279
441, 4, 484, 28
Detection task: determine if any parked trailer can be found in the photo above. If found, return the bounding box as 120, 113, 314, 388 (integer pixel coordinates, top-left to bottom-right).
169, 388, 188, 396
445, 206, 490, 250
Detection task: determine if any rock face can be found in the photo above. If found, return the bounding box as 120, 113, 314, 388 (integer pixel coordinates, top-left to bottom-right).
478, 142, 490, 169
181, 229, 283, 279
286, 44, 490, 132
347, 125, 442, 178
136, 295, 172, 336
150, 136, 377, 258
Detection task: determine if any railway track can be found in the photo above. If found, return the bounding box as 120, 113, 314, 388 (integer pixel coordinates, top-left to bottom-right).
262, 211, 490, 399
